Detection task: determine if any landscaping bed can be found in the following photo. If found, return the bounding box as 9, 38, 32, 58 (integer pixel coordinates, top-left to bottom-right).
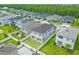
23, 38, 41, 49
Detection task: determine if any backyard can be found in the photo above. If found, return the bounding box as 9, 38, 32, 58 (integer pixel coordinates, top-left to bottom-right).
71, 18, 79, 29
40, 34, 79, 55
12, 31, 26, 40
0, 25, 18, 40
23, 38, 41, 49
50, 20, 62, 25
1, 39, 20, 46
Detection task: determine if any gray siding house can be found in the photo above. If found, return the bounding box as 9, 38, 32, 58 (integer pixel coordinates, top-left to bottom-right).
0, 15, 17, 26
55, 28, 79, 50
31, 24, 57, 43
46, 14, 62, 22
62, 16, 75, 23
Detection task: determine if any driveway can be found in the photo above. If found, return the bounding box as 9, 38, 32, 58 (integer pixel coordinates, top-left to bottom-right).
18, 47, 34, 55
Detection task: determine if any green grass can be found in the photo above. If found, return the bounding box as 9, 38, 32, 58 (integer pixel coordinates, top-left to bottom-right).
1, 39, 20, 46
72, 33, 79, 55
0, 25, 18, 40
23, 38, 40, 49
50, 20, 62, 25
40, 34, 79, 55
0, 34, 6, 40
71, 18, 79, 29
0, 25, 18, 35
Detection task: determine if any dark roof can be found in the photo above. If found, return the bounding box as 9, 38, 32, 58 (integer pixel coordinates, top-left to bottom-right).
46, 14, 62, 21
32, 24, 57, 34
0, 43, 18, 55
57, 27, 79, 39
21, 21, 42, 31
32, 13, 49, 19
63, 16, 75, 23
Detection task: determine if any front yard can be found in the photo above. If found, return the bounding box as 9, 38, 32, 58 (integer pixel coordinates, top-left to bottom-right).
23, 38, 41, 49
40, 34, 79, 55
0, 25, 18, 40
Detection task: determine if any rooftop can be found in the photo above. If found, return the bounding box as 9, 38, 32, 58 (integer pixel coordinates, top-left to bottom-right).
21, 20, 42, 31
57, 27, 79, 40
46, 14, 62, 21
63, 16, 75, 23
0, 43, 18, 55
32, 24, 56, 34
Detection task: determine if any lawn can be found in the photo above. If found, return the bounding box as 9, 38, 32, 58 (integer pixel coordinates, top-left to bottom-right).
23, 38, 40, 49
0, 34, 6, 40
50, 20, 62, 25
0, 25, 18, 35
0, 25, 18, 40
40, 34, 79, 55
1, 39, 20, 46
71, 18, 79, 29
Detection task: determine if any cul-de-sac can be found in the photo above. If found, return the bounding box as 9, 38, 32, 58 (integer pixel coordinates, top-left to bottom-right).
0, 4, 79, 55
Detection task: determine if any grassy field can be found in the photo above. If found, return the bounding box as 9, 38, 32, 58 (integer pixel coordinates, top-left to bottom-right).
0, 25, 18, 35
71, 19, 79, 29
40, 34, 79, 55
23, 38, 40, 49
0, 25, 18, 40
2, 39, 20, 46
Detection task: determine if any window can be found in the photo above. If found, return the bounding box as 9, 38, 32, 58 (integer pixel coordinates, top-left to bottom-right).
36, 38, 41, 41
67, 38, 69, 41
72, 39, 74, 42
39, 34, 41, 36
32, 36, 35, 39
53, 31, 55, 33
49, 33, 51, 35
43, 39, 44, 41
59, 36, 63, 39
57, 40, 62, 45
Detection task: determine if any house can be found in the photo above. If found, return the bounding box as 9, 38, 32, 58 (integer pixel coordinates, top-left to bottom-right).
21, 20, 57, 43
16, 17, 30, 27
21, 20, 42, 33
0, 43, 19, 55
31, 24, 57, 43
55, 27, 79, 50
46, 14, 62, 22
62, 16, 75, 23
31, 13, 49, 20
0, 15, 17, 26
